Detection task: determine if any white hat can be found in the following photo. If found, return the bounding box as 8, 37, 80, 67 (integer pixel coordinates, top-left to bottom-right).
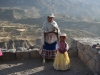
48, 13, 55, 17
59, 33, 67, 37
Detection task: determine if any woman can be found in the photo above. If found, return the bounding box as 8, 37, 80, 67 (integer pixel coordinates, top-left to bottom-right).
40, 13, 60, 63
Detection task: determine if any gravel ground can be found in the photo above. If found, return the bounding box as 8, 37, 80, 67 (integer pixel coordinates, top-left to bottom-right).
0, 57, 93, 75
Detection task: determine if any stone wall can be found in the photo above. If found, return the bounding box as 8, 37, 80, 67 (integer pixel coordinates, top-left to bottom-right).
0, 48, 41, 61
0, 37, 100, 74
72, 37, 100, 74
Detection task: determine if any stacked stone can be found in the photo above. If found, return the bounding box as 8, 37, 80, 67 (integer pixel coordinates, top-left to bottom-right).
0, 47, 41, 61
68, 38, 78, 57
0, 40, 36, 49
72, 38, 100, 74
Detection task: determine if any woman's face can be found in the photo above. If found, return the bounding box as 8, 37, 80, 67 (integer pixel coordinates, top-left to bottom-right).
60, 36, 66, 42
47, 17, 54, 23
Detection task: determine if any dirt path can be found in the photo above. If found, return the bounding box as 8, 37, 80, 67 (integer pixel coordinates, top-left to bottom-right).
0, 57, 93, 75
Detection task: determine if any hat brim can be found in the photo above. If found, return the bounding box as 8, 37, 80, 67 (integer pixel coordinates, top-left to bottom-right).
59, 33, 67, 37
48, 16, 55, 18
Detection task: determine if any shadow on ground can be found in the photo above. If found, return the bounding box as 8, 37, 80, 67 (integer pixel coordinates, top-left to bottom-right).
0, 57, 93, 75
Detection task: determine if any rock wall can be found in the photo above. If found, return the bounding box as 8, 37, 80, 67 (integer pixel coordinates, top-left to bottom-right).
0, 39, 41, 49
72, 37, 100, 74
0, 37, 100, 74
0, 48, 41, 61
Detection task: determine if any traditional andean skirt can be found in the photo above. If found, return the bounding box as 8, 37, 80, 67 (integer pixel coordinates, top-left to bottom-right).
41, 32, 58, 59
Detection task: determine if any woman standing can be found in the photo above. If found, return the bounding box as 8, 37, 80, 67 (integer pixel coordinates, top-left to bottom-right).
40, 13, 60, 63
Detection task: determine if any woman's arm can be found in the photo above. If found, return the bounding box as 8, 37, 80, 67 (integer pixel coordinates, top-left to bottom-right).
41, 21, 47, 33
52, 21, 60, 34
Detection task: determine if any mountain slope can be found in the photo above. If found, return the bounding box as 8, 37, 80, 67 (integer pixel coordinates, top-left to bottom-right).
0, 0, 100, 19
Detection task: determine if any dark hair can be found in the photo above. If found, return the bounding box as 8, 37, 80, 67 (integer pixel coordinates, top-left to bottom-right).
47, 16, 54, 18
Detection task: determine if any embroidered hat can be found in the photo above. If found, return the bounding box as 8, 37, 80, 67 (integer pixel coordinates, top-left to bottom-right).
48, 13, 55, 17
59, 33, 67, 37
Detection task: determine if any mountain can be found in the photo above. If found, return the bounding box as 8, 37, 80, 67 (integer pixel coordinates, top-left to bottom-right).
0, 0, 100, 48
0, 0, 100, 20
80, 0, 100, 3
0, 8, 40, 21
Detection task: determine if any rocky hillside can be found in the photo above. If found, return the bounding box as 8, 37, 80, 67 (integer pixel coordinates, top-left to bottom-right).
0, 0, 100, 21
0, 0, 100, 45
0, 8, 40, 20
14, 16, 100, 36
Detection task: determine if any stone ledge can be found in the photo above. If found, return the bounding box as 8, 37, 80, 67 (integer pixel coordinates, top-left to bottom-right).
68, 49, 78, 57
16, 51, 30, 59
72, 37, 100, 75
2, 52, 16, 61
0, 49, 41, 61
0, 48, 78, 61
30, 50, 41, 58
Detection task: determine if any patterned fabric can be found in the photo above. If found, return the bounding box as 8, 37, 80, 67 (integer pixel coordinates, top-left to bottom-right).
58, 42, 67, 54
59, 42, 66, 50
42, 49, 57, 59
41, 41, 57, 59
44, 32, 58, 44
40, 32, 58, 59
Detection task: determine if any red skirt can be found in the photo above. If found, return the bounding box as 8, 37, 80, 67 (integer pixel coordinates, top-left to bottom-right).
42, 49, 57, 59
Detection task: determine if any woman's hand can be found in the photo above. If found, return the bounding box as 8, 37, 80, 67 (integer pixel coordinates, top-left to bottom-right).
44, 29, 57, 33
44, 31, 48, 34
53, 29, 58, 33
